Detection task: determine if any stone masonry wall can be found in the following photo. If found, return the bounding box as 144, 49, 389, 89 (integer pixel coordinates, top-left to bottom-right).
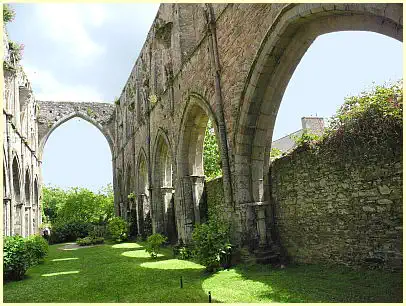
271, 146, 402, 270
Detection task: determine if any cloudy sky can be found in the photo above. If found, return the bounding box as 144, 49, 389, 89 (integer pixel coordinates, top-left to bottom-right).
6, 4, 403, 191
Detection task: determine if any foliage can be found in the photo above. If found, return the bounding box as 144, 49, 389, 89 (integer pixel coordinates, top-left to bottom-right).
88, 224, 107, 239
49, 220, 93, 244
291, 130, 321, 147
127, 192, 136, 200
25, 235, 49, 266
3, 4, 15, 23
270, 147, 282, 159
177, 246, 192, 260
148, 94, 158, 107
321, 80, 403, 159
145, 233, 167, 258
191, 220, 231, 271
3, 4, 15, 24
3, 235, 30, 281
8, 40, 24, 62
114, 98, 120, 106
107, 217, 129, 242
203, 119, 222, 180
283, 80, 403, 163
76, 236, 104, 246
42, 184, 114, 242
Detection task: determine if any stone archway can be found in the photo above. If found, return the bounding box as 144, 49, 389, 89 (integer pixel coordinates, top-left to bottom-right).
177, 94, 220, 242
3, 159, 10, 236
33, 178, 39, 234
152, 129, 177, 242
234, 3, 403, 245
136, 148, 151, 237
37, 101, 115, 160
24, 169, 31, 236
12, 156, 22, 236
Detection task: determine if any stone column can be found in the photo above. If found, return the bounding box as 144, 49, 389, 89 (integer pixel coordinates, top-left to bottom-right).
3, 198, 11, 236
190, 175, 205, 225
257, 206, 267, 247
180, 176, 195, 243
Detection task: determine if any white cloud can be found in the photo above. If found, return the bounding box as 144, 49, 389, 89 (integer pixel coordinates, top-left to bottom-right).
23, 64, 103, 102
34, 4, 106, 62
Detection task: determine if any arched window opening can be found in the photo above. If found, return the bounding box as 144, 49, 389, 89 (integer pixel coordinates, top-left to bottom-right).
12, 157, 22, 236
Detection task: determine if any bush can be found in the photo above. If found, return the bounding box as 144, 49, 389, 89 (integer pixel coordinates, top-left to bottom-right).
49, 221, 92, 244
76, 236, 104, 246
192, 221, 232, 271
76, 236, 93, 246
89, 224, 107, 238
107, 217, 129, 242
178, 246, 192, 260
145, 233, 167, 258
3, 236, 30, 281
25, 235, 49, 265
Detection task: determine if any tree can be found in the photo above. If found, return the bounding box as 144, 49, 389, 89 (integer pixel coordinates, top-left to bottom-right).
203, 120, 222, 180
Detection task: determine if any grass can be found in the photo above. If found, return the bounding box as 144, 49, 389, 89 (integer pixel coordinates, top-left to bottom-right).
3, 241, 402, 303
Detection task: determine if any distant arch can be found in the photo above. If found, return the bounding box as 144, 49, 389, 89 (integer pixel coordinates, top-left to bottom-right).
38, 111, 114, 160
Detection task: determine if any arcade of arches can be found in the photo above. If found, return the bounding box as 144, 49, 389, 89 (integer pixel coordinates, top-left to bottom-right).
3, 3, 402, 268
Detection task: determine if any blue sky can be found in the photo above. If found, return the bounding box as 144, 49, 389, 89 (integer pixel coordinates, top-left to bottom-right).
6, 4, 403, 192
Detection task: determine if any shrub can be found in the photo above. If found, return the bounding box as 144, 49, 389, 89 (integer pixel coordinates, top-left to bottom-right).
49, 221, 92, 244
76, 236, 105, 246
192, 221, 232, 271
145, 233, 167, 258
107, 217, 129, 242
178, 246, 192, 260
76, 236, 93, 246
3, 4, 15, 23
3, 236, 30, 281
25, 235, 49, 265
91, 237, 105, 244
89, 224, 107, 238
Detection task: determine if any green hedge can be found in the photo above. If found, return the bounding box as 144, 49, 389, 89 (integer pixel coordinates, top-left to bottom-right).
3, 235, 49, 281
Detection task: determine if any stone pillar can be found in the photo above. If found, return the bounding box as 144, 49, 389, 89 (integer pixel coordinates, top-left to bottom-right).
3, 198, 11, 236
190, 175, 205, 225
256, 206, 267, 247
180, 177, 194, 243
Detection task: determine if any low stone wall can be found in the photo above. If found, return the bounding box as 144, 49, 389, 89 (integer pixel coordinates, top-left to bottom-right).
271, 146, 402, 270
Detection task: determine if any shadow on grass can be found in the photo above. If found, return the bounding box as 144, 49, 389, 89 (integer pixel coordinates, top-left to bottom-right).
229, 263, 403, 303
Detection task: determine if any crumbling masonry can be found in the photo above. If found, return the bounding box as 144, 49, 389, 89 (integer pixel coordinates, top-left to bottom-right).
3, 4, 402, 268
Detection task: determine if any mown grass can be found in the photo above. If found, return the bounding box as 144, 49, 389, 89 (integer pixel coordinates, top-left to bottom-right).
3, 242, 402, 303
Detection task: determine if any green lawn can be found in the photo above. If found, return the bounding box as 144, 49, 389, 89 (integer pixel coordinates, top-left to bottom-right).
3, 242, 402, 303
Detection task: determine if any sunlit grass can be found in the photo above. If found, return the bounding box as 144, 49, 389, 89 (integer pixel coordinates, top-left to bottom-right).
51, 258, 79, 262
202, 269, 271, 303
42, 271, 80, 277
140, 259, 204, 270
111, 242, 143, 249
121, 250, 163, 258
3, 242, 402, 303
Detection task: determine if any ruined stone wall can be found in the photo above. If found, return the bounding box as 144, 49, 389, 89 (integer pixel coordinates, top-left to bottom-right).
3, 27, 42, 237
271, 146, 402, 269
112, 3, 403, 247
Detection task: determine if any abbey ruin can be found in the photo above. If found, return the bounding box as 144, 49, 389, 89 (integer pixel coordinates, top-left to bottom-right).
3, 3, 402, 268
